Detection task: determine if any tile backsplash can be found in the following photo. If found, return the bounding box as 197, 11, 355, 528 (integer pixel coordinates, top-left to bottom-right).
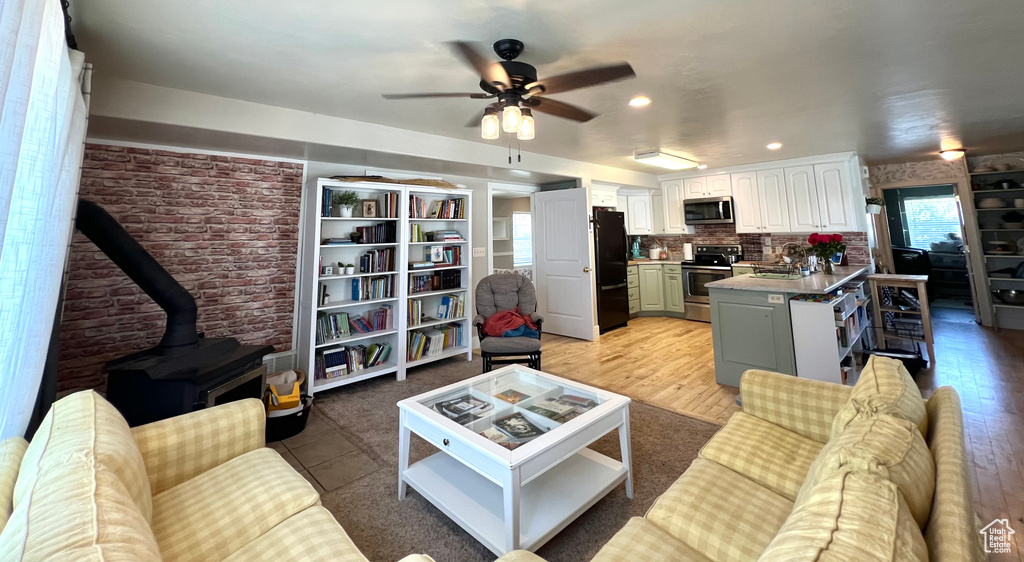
640, 226, 869, 265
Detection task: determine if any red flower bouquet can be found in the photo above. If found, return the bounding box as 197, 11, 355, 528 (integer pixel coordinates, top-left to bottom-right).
807, 233, 846, 274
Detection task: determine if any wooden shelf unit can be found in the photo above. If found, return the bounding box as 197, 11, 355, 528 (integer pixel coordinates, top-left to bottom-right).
298, 179, 473, 395
970, 167, 1024, 330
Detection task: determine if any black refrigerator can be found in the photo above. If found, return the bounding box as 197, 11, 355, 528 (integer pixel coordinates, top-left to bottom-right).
593, 208, 630, 333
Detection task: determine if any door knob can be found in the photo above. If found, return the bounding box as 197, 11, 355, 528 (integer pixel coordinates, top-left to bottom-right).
583, 267, 591, 273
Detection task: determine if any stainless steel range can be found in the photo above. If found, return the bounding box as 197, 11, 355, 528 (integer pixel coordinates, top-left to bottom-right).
680, 245, 743, 322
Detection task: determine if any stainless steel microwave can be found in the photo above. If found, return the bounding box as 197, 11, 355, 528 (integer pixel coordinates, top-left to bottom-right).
683, 196, 734, 225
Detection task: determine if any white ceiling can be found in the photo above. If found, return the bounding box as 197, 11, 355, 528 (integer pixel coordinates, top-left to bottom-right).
72, 0, 1024, 172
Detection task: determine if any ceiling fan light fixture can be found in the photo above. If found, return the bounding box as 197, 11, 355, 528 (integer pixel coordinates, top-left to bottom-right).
502, 104, 523, 133
481, 109, 500, 140
633, 151, 699, 170
517, 108, 535, 140
629, 95, 651, 107
766, 142, 783, 150
697, 164, 708, 170
940, 149, 965, 161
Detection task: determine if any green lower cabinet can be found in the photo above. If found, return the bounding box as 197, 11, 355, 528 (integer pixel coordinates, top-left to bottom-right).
710, 288, 796, 387
663, 272, 684, 314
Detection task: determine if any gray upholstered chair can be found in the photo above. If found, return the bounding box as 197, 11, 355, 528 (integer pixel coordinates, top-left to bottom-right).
474, 273, 543, 372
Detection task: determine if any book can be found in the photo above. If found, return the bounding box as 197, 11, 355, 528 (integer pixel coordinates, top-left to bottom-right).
493, 413, 546, 442
525, 398, 579, 420
494, 389, 530, 404
434, 394, 493, 419
480, 427, 521, 450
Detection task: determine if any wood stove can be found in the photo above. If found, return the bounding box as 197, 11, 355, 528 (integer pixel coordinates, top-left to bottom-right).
76, 200, 273, 426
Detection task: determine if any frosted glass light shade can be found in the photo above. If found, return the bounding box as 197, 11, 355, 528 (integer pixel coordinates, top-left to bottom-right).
517, 111, 535, 140
502, 105, 522, 133
481, 112, 500, 140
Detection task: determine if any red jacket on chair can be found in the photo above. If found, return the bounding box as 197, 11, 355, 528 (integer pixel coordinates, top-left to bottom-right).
482, 307, 537, 337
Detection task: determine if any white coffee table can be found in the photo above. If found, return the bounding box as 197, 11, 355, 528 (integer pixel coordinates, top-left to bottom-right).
397, 364, 632, 556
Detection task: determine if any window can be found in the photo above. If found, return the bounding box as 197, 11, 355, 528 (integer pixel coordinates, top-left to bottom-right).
512, 212, 532, 267
904, 196, 962, 249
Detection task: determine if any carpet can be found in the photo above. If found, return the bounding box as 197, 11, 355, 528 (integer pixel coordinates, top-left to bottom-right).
314, 355, 721, 562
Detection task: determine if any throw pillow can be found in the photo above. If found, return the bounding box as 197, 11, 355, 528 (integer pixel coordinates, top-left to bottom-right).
831, 355, 927, 439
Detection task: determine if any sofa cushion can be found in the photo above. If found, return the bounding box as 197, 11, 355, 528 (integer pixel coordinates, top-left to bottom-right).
758, 469, 927, 561
222, 506, 369, 562
0, 437, 27, 530
14, 390, 152, 522
592, 517, 713, 562
799, 414, 934, 528
646, 458, 794, 562
831, 356, 927, 439
699, 412, 822, 501
152, 447, 320, 562
0, 451, 161, 561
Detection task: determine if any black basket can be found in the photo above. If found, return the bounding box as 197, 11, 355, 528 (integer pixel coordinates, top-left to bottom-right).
266, 395, 313, 443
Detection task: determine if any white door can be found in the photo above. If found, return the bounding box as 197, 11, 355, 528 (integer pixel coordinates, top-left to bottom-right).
660, 180, 686, 234
757, 168, 792, 233
627, 194, 653, 235
731, 172, 762, 233
814, 163, 857, 232
532, 189, 596, 341
785, 165, 821, 232
706, 174, 733, 196
683, 177, 707, 199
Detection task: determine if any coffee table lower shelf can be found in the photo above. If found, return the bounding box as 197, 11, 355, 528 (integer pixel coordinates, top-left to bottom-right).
403, 448, 627, 556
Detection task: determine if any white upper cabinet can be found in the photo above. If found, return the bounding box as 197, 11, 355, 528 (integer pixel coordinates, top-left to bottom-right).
706, 174, 733, 196
757, 169, 791, 233
683, 177, 707, 199
659, 180, 690, 234
591, 186, 618, 207
626, 193, 653, 235
785, 165, 821, 232
651, 191, 666, 235
732, 172, 762, 233
814, 162, 857, 232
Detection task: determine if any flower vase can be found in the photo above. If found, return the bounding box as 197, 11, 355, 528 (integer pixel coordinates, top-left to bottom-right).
338, 205, 354, 218
822, 258, 835, 275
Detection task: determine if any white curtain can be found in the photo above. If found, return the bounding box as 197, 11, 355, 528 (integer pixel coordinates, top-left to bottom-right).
0, 0, 92, 439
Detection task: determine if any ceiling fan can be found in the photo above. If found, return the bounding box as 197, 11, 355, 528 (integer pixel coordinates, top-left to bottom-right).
382, 39, 636, 141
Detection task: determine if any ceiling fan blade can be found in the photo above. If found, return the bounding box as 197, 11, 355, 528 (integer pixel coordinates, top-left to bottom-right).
382, 92, 491, 99
528, 62, 636, 95
525, 97, 597, 123
449, 41, 511, 91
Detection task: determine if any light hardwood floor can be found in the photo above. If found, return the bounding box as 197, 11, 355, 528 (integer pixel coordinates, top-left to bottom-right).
540, 309, 1024, 559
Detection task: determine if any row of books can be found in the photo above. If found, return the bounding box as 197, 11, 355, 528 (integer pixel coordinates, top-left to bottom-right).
353, 222, 397, 244
408, 294, 464, 325
410, 196, 466, 219
314, 305, 393, 344
320, 189, 399, 218
359, 248, 396, 273
354, 305, 393, 333
410, 270, 462, 293
315, 342, 393, 380
410, 227, 463, 243
407, 324, 461, 361
316, 312, 351, 343
352, 275, 395, 300
422, 245, 462, 265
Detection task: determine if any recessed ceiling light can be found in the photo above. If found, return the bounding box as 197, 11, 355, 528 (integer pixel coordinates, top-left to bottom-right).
766, 142, 783, 150
697, 164, 708, 170
629, 96, 651, 107
939, 149, 965, 161
633, 151, 699, 170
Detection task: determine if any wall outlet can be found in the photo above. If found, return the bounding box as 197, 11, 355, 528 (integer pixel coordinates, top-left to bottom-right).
763, 236, 771, 246
768, 294, 785, 304
473, 247, 486, 258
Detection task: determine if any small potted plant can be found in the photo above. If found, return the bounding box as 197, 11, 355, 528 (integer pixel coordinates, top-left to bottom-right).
344, 263, 356, 275
1002, 210, 1024, 229
331, 190, 362, 217
807, 233, 846, 275
866, 197, 885, 215
349, 231, 362, 243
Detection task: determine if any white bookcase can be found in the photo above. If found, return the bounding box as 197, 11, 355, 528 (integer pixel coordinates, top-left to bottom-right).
297, 179, 473, 396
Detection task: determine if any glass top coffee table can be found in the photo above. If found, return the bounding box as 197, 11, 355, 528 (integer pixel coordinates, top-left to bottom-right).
397, 364, 632, 556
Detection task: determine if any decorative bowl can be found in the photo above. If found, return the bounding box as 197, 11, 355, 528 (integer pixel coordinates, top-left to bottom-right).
993, 290, 1024, 305
979, 198, 1007, 208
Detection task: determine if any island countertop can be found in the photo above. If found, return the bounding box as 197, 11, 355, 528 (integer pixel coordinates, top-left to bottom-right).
706, 265, 870, 294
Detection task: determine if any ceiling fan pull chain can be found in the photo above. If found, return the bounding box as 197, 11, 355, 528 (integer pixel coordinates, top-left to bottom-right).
508, 135, 512, 164
518, 139, 522, 163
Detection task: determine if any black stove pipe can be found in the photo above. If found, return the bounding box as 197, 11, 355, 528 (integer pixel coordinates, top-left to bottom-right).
75, 199, 199, 348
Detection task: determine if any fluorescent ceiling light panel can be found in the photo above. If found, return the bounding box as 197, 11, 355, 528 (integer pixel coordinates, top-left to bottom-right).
633, 151, 699, 170
940, 149, 965, 160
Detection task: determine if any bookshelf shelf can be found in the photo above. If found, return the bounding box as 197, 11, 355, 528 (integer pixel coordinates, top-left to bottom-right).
315, 329, 399, 349
409, 316, 468, 330
298, 179, 473, 396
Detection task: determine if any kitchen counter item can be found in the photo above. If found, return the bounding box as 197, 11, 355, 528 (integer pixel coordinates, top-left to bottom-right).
706, 266, 870, 294
978, 198, 1007, 208
751, 262, 802, 279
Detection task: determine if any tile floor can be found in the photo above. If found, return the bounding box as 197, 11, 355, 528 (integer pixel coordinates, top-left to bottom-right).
268, 413, 379, 494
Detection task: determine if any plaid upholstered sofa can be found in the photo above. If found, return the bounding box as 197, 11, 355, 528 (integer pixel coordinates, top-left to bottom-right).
500, 356, 984, 562
0, 391, 431, 562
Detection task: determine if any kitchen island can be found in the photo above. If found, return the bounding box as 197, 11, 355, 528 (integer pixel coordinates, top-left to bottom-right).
706, 266, 870, 386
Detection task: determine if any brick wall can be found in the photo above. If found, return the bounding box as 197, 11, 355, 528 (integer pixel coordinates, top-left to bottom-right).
58, 144, 303, 391
643, 225, 870, 265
